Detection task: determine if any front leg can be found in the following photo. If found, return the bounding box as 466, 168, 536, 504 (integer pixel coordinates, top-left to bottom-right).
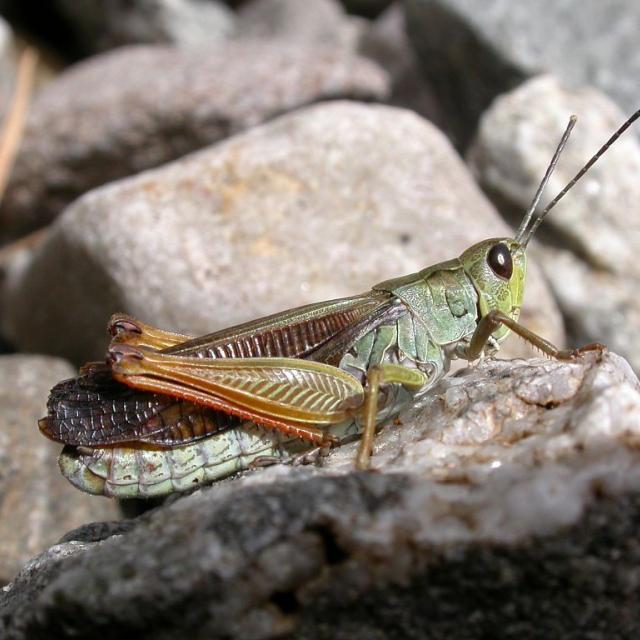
464, 310, 605, 361
356, 364, 429, 470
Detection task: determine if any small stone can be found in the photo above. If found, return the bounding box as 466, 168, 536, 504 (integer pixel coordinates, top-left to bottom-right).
0, 355, 119, 585
0, 42, 388, 240
1, 101, 563, 364
404, 0, 640, 148
54, 0, 236, 53
468, 75, 640, 370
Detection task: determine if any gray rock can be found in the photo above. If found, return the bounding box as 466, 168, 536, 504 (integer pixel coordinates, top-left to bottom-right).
2, 350, 640, 639
54, 0, 235, 53
1, 101, 563, 364
0, 43, 388, 240
468, 75, 640, 370
404, 0, 640, 148
0, 355, 119, 585
236, 0, 363, 51
359, 3, 443, 126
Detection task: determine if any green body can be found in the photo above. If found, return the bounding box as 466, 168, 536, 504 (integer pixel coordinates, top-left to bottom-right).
60, 238, 528, 498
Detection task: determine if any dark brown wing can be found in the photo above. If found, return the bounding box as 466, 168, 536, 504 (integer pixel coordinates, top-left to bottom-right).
39, 363, 241, 447
162, 291, 395, 360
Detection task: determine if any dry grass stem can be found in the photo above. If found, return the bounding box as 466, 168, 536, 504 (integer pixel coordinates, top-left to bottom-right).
0, 48, 38, 207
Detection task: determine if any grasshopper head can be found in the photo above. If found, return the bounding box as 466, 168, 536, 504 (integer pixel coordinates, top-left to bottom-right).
456, 115, 576, 344
460, 238, 526, 342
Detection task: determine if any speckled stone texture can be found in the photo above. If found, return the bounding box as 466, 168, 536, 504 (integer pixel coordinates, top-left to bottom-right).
2, 351, 640, 639
1, 101, 563, 364
0, 356, 119, 586
468, 75, 640, 372
0, 42, 388, 239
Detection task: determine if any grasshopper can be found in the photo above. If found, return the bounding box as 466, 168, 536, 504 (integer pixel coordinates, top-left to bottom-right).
39, 109, 640, 498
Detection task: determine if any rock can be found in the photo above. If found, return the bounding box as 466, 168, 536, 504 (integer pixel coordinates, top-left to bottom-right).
2, 351, 640, 638
236, 0, 363, 51
359, 3, 443, 126
0, 355, 119, 586
0, 43, 388, 240
1, 101, 563, 364
54, 0, 235, 53
468, 75, 640, 371
404, 0, 640, 148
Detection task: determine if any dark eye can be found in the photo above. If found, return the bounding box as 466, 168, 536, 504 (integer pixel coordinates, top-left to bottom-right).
487, 243, 513, 280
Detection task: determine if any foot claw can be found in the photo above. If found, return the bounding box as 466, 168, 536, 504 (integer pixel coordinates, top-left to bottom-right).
570, 343, 606, 359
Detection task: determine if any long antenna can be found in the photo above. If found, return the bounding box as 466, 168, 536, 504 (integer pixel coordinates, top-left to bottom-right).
523, 107, 640, 245
515, 115, 577, 244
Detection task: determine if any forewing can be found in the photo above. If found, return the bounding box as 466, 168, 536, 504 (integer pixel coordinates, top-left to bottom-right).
162, 291, 394, 360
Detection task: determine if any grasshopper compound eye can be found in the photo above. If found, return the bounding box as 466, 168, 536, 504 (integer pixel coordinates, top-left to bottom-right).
487, 243, 513, 280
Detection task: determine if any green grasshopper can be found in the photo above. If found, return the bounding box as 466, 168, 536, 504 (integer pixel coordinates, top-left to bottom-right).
39, 109, 639, 498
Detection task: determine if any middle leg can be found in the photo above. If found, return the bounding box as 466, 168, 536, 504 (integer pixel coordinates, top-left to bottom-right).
356, 364, 429, 470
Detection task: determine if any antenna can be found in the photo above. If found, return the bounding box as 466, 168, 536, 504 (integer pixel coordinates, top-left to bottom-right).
515, 115, 576, 244
521, 107, 640, 246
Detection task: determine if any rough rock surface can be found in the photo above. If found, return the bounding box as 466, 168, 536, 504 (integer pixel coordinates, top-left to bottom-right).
0, 356, 119, 586
236, 0, 363, 51
404, 0, 640, 148
1, 101, 563, 364
0, 43, 388, 240
469, 75, 640, 371
54, 0, 235, 53
2, 351, 640, 639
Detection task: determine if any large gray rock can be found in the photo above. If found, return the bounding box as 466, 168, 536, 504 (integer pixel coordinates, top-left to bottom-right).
1, 101, 563, 364
2, 350, 640, 638
54, 0, 235, 53
469, 75, 640, 371
404, 0, 640, 148
0, 43, 388, 240
236, 0, 363, 51
0, 356, 119, 585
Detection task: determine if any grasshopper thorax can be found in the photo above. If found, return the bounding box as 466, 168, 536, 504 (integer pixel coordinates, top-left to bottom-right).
460, 238, 526, 342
